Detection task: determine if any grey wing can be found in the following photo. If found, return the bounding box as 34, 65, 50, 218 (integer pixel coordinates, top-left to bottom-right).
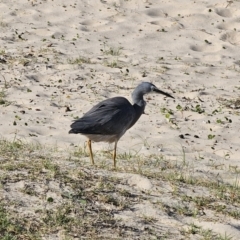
70, 97, 135, 136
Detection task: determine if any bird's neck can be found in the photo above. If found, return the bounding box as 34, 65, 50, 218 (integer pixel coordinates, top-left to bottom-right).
129, 89, 146, 128
132, 89, 144, 105
132, 91, 146, 109
128, 101, 145, 129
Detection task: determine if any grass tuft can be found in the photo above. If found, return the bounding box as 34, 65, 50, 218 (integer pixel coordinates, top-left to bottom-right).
0, 139, 239, 239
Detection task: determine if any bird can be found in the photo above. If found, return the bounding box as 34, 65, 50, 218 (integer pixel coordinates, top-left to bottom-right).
69, 82, 174, 168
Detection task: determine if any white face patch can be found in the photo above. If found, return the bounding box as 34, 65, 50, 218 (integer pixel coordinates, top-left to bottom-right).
138, 100, 146, 108
150, 85, 155, 91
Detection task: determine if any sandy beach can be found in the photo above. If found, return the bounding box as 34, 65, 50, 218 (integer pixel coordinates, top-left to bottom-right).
0, 0, 240, 239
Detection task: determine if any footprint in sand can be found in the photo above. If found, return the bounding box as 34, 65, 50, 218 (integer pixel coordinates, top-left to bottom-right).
146, 8, 184, 32
216, 22, 239, 30
220, 31, 240, 45
80, 19, 109, 27
145, 8, 166, 18
190, 43, 222, 53
80, 19, 116, 32
215, 8, 232, 18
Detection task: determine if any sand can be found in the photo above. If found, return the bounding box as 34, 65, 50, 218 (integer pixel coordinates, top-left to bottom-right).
0, 0, 240, 238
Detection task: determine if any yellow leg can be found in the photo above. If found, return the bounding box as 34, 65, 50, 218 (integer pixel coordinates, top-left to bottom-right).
113, 141, 117, 168
87, 140, 94, 165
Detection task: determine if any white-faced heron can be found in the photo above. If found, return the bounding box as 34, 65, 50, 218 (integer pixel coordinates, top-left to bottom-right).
69, 82, 174, 168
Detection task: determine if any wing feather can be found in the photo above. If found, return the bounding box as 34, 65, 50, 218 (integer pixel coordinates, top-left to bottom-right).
70, 97, 135, 136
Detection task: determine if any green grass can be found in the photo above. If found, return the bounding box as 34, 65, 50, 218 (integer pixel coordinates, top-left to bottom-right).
0, 90, 7, 105
67, 56, 93, 65
0, 138, 239, 239
0, 204, 40, 240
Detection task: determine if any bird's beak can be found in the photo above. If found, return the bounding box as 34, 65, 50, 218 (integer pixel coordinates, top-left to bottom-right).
153, 88, 174, 99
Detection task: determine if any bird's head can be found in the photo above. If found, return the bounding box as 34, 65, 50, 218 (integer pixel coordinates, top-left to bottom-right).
132, 82, 174, 101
